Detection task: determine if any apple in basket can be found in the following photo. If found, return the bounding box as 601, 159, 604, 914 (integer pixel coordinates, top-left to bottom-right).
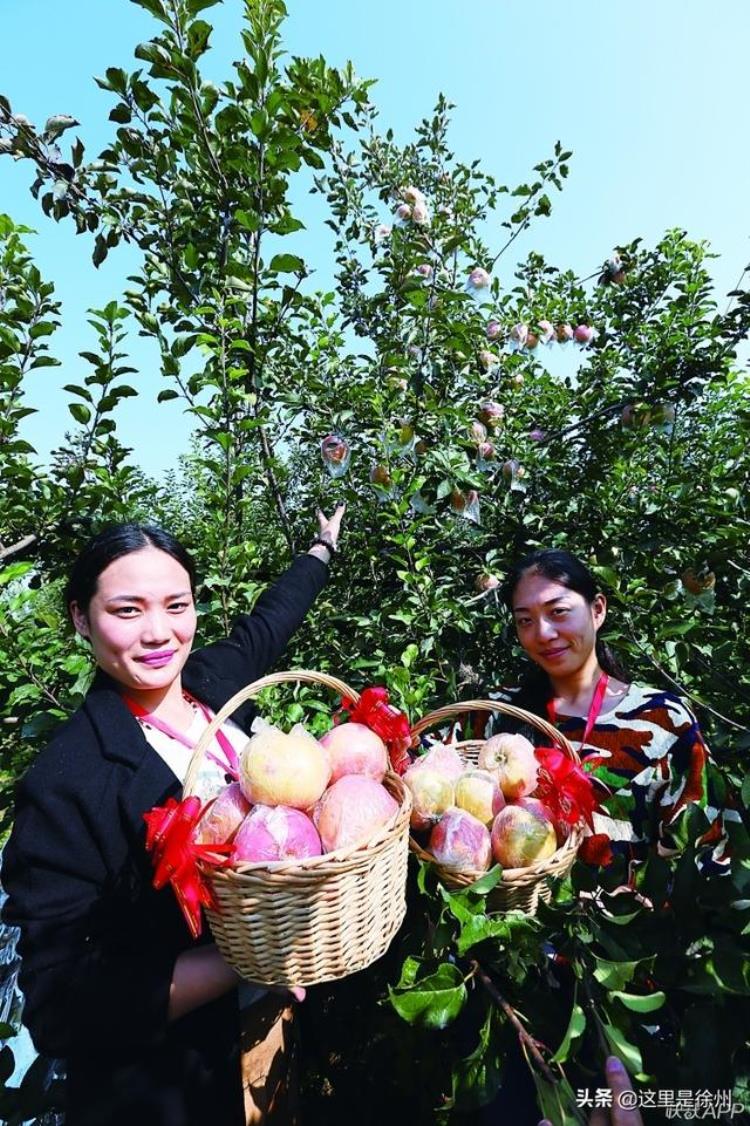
409, 743, 464, 780
313, 776, 399, 851
490, 804, 557, 869
429, 807, 492, 872
239, 721, 330, 809
232, 805, 322, 863
404, 767, 454, 831
477, 733, 538, 800
318, 722, 388, 783
454, 769, 505, 828
196, 782, 251, 845
403, 744, 464, 830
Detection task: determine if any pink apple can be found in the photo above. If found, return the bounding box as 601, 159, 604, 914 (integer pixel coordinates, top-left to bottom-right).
477, 733, 538, 799
232, 804, 322, 863
429, 807, 492, 872
319, 722, 388, 783
467, 267, 491, 290
478, 400, 504, 428
197, 782, 251, 845
574, 324, 596, 345
315, 776, 399, 851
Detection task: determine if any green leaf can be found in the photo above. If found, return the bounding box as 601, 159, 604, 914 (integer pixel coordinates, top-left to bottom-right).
250, 108, 269, 139
465, 866, 503, 896
272, 215, 305, 235
450, 1005, 505, 1111
592, 958, 645, 991
235, 209, 260, 233
157, 389, 180, 403
552, 1001, 586, 1063
68, 402, 91, 425
268, 253, 305, 274
100, 67, 128, 94
187, 18, 212, 56
92, 235, 108, 268
0, 562, 34, 586
603, 1020, 643, 1075
611, 991, 666, 1014
389, 963, 468, 1029
590, 565, 621, 592
456, 913, 513, 957
109, 103, 133, 125
395, 955, 422, 990
62, 384, 94, 403
532, 1069, 588, 1126
535, 193, 552, 217
132, 0, 170, 24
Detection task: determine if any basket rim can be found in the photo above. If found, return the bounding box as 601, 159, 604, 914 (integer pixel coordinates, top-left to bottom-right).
410, 698, 578, 762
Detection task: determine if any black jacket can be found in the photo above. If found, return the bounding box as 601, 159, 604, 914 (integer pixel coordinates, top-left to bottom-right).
1, 554, 328, 1126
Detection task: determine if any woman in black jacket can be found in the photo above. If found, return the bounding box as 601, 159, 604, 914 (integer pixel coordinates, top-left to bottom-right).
1, 509, 343, 1126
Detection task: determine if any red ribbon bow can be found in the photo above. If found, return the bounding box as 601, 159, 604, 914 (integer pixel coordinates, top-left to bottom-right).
578, 833, 615, 867
143, 796, 232, 939
337, 686, 413, 775
534, 746, 600, 831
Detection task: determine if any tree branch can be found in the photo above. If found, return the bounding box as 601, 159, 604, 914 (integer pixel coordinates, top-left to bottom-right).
624, 622, 749, 732
0, 534, 37, 562
469, 959, 557, 1084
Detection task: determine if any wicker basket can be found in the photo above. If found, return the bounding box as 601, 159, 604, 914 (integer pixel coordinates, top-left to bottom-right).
183, 670, 412, 987
408, 700, 582, 915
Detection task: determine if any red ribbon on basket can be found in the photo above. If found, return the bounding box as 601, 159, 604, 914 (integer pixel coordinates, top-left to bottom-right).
533, 746, 600, 830
336, 686, 414, 775
143, 796, 232, 939
578, 832, 614, 867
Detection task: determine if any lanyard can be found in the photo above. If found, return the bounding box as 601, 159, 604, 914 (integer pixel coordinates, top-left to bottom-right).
123, 692, 240, 779
547, 673, 609, 750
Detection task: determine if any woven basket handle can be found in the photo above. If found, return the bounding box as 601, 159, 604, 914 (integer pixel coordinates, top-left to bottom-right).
410, 699, 579, 765
183, 669, 360, 798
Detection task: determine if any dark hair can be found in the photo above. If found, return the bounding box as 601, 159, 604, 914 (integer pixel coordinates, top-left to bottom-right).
502, 548, 629, 716
65, 523, 197, 616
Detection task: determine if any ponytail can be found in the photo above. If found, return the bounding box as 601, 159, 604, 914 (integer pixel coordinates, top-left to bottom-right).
595, 638, 630, 682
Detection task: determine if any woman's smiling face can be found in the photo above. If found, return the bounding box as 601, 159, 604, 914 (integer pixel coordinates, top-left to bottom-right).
70, 546, 197, 694
511, 568, 606, 679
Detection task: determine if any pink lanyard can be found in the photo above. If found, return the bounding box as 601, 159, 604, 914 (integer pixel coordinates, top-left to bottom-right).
547, 673, 609, 750
123, 692, 240, 780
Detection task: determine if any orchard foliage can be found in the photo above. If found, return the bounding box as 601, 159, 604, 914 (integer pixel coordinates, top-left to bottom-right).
1, 1, 750, 1121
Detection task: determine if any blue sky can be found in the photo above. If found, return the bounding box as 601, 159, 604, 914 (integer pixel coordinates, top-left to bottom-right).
1, 0, 748, 476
